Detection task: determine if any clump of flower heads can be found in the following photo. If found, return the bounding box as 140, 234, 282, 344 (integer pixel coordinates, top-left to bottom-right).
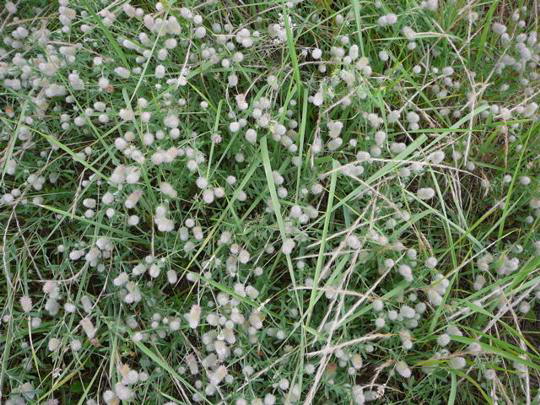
0, 0, 538, 404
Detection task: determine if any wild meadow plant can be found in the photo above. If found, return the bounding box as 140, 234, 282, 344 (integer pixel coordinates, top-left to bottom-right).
0, 0, 539, 403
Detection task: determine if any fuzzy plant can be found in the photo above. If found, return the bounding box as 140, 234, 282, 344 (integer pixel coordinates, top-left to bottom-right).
0, 0, 539, 404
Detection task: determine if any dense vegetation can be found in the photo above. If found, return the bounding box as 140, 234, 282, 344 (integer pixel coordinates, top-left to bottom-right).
0, 0, 539, 403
